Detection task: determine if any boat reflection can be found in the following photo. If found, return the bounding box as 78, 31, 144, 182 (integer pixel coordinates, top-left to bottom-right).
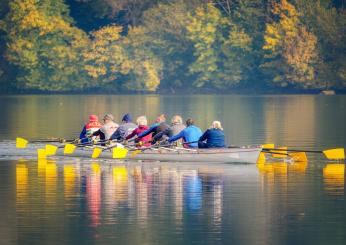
132, 166, 148, 225
87, 163, 101, 227
323, 164, 344, 196
15, 161, 227, 230
199, 168, 223, 226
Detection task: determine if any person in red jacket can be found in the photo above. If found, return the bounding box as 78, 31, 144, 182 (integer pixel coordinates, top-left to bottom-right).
126, 116, 152, 146
79, 114, 102, 143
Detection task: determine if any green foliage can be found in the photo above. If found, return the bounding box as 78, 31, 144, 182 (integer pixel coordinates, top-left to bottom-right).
186, 3, 252, 89
122, 26, 162, 91
4, 0, 90, 91
297, 0, 346, 88
138, 1, 195, 91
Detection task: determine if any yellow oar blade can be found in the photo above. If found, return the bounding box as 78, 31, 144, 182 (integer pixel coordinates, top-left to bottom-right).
37, 148, 47, 159
261, 143, 275, 149
16, 137, 28, 148
130, 149, 142, 157
289, 152, 308, 162
323, 148, 345, 160
91, 147, 103, 159
112, 147, 128, 159
271, 147, 287, 158
64, 143, 77, 154
45, 144, 58, 156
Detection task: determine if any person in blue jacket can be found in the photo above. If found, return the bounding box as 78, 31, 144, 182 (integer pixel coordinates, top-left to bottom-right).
198, 121, 226, 148
168, 118, 202, 148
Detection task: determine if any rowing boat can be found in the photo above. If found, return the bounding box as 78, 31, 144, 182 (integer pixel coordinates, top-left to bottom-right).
62, 146, 262, 163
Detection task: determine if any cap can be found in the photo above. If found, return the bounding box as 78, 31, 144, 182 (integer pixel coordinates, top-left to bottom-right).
89, 114, 98, 122
122, 113, 132, 123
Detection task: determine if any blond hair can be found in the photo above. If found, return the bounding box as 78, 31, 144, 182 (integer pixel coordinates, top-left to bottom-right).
171, 115, 183, 124
136, 116, 148, 126
211, 121, 223, 130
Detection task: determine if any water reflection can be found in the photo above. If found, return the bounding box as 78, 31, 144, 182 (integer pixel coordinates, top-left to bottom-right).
64, 165, 76, 199
16, 163, 28, 203
199, 169, 223, 226
87, 163, 101, 227
323, 164, 345, 196
45, 162, 57, 205
257, 161, 308, 195
112, 166, 129, 204
184, 171, 202, 212
15, 161, 227, 230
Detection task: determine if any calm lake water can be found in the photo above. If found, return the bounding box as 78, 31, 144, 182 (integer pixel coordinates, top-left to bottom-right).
0, 94, 345, 245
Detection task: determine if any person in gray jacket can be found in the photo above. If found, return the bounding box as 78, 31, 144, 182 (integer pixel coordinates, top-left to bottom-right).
109, 113, 137, 141
152, 115, 186, 144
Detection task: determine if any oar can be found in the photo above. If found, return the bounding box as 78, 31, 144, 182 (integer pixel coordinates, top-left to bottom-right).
91, 138, 176, 159
261, 149, 308, 162
263, 147, 345, 160
44, 138, 108, 156
60, 138, 112, 155
16, 137, 77, 148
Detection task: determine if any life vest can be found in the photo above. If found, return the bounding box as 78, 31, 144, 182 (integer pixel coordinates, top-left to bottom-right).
85, 121, 102, 137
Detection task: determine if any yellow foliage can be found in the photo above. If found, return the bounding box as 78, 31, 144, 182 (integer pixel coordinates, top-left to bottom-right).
143, 61, 160, 91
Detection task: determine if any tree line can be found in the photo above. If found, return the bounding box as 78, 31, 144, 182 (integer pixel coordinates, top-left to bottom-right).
0, 0, 345, 93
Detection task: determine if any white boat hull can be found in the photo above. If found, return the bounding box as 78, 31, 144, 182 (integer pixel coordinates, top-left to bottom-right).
66, 147, 262, 164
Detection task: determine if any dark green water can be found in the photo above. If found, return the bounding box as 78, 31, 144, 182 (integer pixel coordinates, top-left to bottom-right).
0, 95, 345, 245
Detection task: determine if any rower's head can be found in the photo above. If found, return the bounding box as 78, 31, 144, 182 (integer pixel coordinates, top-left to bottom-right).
137, 116, 148, 126
211, 121, 223, 130
122, 113, 132, 123
186, 118, 194, 126
103, 113, 114, 122
89, 114, 99, 122
171, 115, 183, 125
155, 114, 166, 123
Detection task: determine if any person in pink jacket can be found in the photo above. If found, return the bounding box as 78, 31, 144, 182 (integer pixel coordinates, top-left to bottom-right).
126, 116, 152, 146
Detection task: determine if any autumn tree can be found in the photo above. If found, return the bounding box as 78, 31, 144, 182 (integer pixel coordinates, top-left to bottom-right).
262, 0, 319, 88
3, 0, 90, 91
138, 1, 195, 91
297, 0, 346, 88
187, 3, 252, 89
83, 25, 129, 89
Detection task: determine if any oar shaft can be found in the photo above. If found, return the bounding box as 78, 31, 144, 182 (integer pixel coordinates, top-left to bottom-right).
263, 148, 322, 153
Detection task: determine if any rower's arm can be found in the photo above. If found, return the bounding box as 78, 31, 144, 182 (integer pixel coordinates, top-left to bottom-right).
168, 130, 184, 142
198, 130, 208, 142
79, 126, 86, 139
138, 125, 156, 138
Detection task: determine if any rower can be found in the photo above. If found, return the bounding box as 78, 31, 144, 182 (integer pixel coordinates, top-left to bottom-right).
79, 114, 102, 143
92, 114, 119, 143
198, 121, 226, 148
109, 113, 137, 141
137, 114, 169, 141
125, 116, 152, 146
168, 118, 202, 148
152, 115, 186, 144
